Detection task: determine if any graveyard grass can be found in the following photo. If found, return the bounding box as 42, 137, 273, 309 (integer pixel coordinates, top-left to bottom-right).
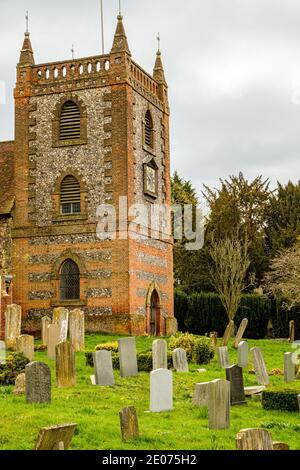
1, 335, 300, 450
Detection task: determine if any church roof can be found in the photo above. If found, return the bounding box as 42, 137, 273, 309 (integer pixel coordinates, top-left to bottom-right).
0, 141, 15, 215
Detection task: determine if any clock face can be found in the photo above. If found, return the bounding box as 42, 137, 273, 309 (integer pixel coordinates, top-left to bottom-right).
145, 165, 156, 194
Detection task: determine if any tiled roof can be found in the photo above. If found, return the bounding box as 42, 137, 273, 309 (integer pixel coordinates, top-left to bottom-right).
0, 141, 15, 215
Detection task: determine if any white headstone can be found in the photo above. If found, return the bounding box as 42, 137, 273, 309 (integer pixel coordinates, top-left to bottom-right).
150, 369, 173, 412
152, 339, 168, 370
208, 379, 230, 430
93, 350, 115, 386
172, 348, 189, 372
5, 304, 21, 349
41, 316, 51, 346
284, 352, 295, 383
238, 341, 249, 368
118, 337, 138, 378
53, 307, 69, 342
217, 346, 230, 369
192, 382, 210, 407
250, 347, 269, 386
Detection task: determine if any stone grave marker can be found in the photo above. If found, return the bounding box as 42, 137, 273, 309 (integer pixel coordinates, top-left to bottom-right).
47, 324, 61, 360
5, 304, 21, 349
289, 320, 295, 343
150, 368, 173, 412
192, 382, 210, 407
69, 309, 85, 352
236, 428, 274, 450
0, 340, 6, 364
56, 341, 76, 388
93, 350, 115, 386
225, 365, 246, 405
297, 394, 300, 411
208, 379, 230, 429
25, 362, 51, 404
35, 423, 77, 450
16, 335, 34, 361
244, 386, 265, 397
273, 442, 290, 451
217, 346, 230, 369
152, 339, 168, 370
53, 307, 69, 341
172, 348, 189, 372
234, 318, 248, 348
119, 406, 139, 441
222, 320, 234, 346
238, 341, 248, 368
41, 316, 51, 346
118, 337, 138, 378
209, 332, 218, 348
250, 347, 270, 386
284, 352, 295, 383
13, 373, 26, 395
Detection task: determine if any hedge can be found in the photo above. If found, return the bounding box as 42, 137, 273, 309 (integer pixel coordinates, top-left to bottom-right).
262, 389, 300, 412
86, 351, 173, 372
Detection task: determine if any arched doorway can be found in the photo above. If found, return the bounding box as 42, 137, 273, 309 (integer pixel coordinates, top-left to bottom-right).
149, 289, 161, 336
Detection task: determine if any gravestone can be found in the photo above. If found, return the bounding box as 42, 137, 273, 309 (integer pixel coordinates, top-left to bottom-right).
152, 339, 168, 370
69, 309, 85, 352
244, 386, 265, 397
236, 428, 274, 450
208, 379, 230, 429
225, 365, 246, 405
209, 332, 218, 348
53, 307, 69, 341
297, 394, 300, 411
5, 304, 21, 349
118, 337, 138, 378
16, 335, 34, 361
25, 362, 51, 404
192, 382, 210, 407
284, 352, 295, 383
56, 341, 76, 388
234, 318, 248, 348
150, 368, 173, 412
41, 316, 51, 346
93, 350, 115, 386
217, 346, 230, 369
119, 406, 139, 441
250, 347, 270, 386
0, 340, 5, 364
35, 423, 77, 450
273, 442, 290, 451
172, 348, 189, 372
13, 373, 26, 395
222, 320, 234, 346
238, 341, 248, 368
47, 324, 61, 360
289, 320, 295, 343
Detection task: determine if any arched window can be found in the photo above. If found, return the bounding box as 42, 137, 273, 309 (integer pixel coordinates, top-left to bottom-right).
60, 175, 81, 215
60, 259, 80, 300
144, 110, 154, 148
59, 101, 81, 141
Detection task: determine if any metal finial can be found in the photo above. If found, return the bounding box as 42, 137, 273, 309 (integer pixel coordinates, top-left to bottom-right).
25, 11, 29, 33
119, 0, 122, 16
71, 44, 75, 60
157, 32, 160, 53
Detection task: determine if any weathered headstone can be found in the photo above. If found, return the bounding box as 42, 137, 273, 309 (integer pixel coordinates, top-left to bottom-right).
297, 394, 300, 411
289, 320, 295, 343
238, 341, 248, 368
192, 382, 210, 407
25, 362, 51, 404
93, 350, 115, 386
236, 428, 274, 450
69, 309, 85, 352
5, 304, 21, 349
53, 307, 69, 341
244, 385, 265, 397
16, 335, 34, 361
119, 406, 139, 441
273, 442, 290, 451
172, 348, 189, 372
209, 332, 218, 348
208, 379, 230, 430
41, 316, 51, 346
284, 352, 295, 383
0, 340, 6, 364
118, 337, 138, 378
152, 339, 168, 370
56, 341, 76, 388
217, 346, 230, 369
234, 318, 248, 348
225, 365, 246, 405
150, 368, 173, 412
90, 375, 96, 385
47, 324, 61, 360
250, 347, 270, 386
35, 423, 77, 450
222, 320, 234, 346
13, 373, 26, 395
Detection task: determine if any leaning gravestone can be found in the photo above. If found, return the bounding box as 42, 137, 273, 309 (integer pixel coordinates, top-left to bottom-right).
172, 348, 189, 372
284, 352, 295, 383
192, 382, 210, 407
234, 318, 248, 348
41, 316, 51, 346
238, 341, 248, 368
152, 339, 168, 370
47, 324, 61, 360
118, 337, 138, 378
69, 309, 85, 352
298, 394, 300, 411
16, 335, 34, 361
25, 362, 51, 404
217, 346, 230, 369
250, 347, 270, 386
208, 379, 230, 429
93, 350, 115, 386
56, 341, 76, 388
13, 373, 26, 395
119, 406, 139, 441
236, 428, 274, 450
150, 368, 173, 412
35, 423, 77, 450
289, 320, 295, 343
0, 340, 6, 364
222, 320, 234, 346
53, 307, 69, 341
225, 365, 246, 405
5, 304, 21, 349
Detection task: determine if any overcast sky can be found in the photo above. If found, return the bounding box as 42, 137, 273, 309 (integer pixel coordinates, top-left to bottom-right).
1, 0, 300, 198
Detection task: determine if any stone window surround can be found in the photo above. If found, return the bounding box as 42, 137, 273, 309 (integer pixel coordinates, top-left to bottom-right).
142, 108, 157, 156
52, 94, 88, 148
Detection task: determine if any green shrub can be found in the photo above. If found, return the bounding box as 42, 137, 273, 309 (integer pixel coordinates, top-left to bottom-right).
86, 350, 172, 372
0, 353, 29, 386
193, 337, 215, 364
169, 332, 197, 360
262, 389, 300, 412
95, 341, 118, 353
169, 332, 214, 364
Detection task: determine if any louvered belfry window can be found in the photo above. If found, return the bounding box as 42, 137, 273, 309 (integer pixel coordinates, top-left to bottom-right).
59, 101, 81, 141
60, 259, 80, 301
145, 110, 154, 148
60, 175, 81, 215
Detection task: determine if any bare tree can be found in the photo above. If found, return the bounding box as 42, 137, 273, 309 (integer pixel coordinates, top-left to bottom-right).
208, 237, 250, 321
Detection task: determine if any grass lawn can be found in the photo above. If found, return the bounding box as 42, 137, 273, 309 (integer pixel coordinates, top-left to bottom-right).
0, 334, 300, 450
